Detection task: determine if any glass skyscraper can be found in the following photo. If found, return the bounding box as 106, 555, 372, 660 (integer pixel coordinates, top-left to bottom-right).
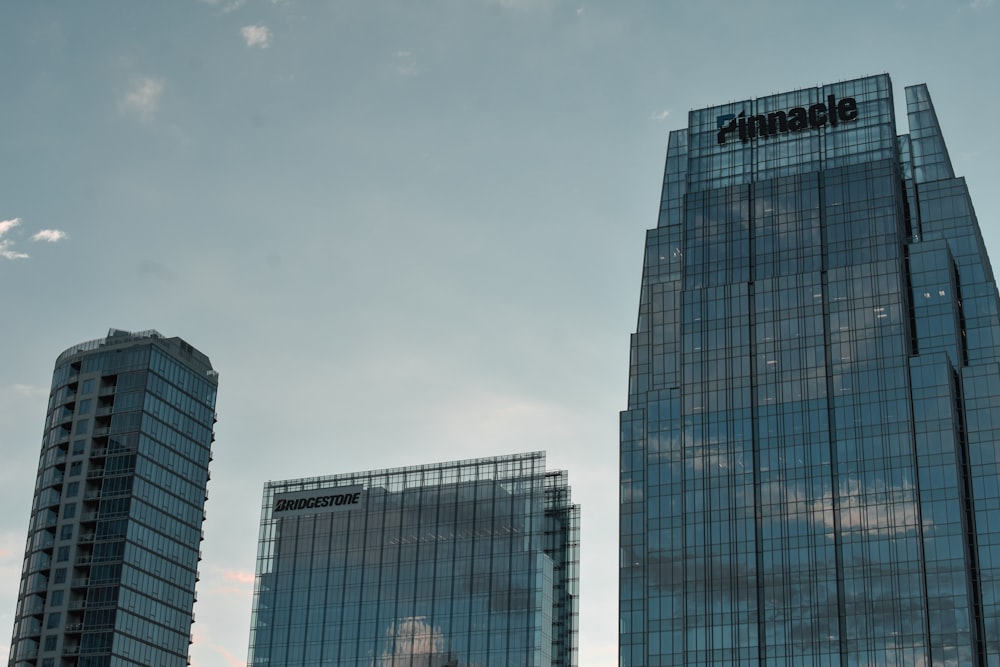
9, 329, 219, 667
247, 451, 579, 666
620, 74, 1000, 666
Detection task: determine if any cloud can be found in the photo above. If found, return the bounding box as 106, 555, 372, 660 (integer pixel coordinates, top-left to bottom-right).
0, 218, 68, 259
222, 569, 255, 585
0, 218, 21, 236
1, 243, 30, 260
137, 259, 177, 283
11, 384, 47, 398
200, 0, 246, 12
197, 567, 255, 597
241, 25, 271, 48
31, 229, 67, 243
0, 218, 28, 260
190, 629, 246, 667
395, 51, 418, 77
420, 391, 577, 462
650, 110, 671, 122
490, 0, 556, 10
121, 77, 165, 121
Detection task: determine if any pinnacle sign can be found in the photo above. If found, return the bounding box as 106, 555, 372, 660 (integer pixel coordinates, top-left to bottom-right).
717, 94, 858, 145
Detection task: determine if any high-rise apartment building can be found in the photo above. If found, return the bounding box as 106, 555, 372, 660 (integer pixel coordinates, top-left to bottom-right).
621, 74, 1000, 666
247, 451, 579, 666
9, 329, 219, 667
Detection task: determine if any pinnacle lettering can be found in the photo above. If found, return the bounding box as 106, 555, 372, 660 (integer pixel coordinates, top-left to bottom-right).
767, 111, 788, 134
717, 115, 739, 145
747, 114, 769, 141
808, 103, 827, 128
838, 97, 858, 121
717, 95, 857, 145
787, 107, 808, 131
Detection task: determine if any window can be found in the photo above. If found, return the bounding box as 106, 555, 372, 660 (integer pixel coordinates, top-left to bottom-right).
69, 462, 82, 477
78, 399, 92, 415
46, 612, 61, 629
44, 635, 57, 651
66, 482, 79, 497
81, 379, 94, 394
59, 525, 73, 541
53, 568, 66, 584
72, 440, 85, 456
75, 419, 89, 435
63, 503, 77, 519
50, 590, 63, 607
56, 546, 69, 562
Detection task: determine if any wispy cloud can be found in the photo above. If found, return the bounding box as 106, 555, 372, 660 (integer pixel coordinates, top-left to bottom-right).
222, 569, 255, 585
395, 50, 418, 77
241, 25, 271, 49
970, 0, 995, 8
190, 629, 246, 667
650, 110, 671, 122
187, 569, 255, 667
2, 243, 30, 260
200, 567, 255, 597
200, 0, 246, 12
0, 218, 21, 236
137, 259, 177, 284
121, 77, 165, 121
11, 384, 47, 398
2, 218, 69, 259
0, 218, 29, 260
490, 0, 556, 10
31, 229, 67, 243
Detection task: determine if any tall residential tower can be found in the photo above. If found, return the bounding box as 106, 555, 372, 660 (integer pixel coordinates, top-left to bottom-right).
621, 75, 1000, 666
247, 452, 579, 667
9, 329, 219, 667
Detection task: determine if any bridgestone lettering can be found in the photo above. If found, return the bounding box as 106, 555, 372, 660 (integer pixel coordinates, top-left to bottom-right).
717, 94, 858, 145
272, 485, 364, 518
274, 492, 361, 513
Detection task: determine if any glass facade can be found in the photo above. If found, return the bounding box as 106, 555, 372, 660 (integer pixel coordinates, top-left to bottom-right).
621, 74, 1000, 666
8, 329, 219, 667
248, 451, 580, 666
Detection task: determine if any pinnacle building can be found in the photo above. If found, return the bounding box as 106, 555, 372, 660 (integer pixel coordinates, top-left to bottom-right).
620, 75, 1000, 666
9, 329, 219, 667
247, 452, 580, 666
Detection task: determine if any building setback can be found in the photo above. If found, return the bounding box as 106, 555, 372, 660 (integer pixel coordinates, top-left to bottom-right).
620, 74, 1000, 666
9, 329, 219, 667
247, 451, 579, 666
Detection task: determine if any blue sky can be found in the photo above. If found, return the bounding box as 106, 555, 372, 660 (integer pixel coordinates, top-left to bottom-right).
1, 1, 998, 665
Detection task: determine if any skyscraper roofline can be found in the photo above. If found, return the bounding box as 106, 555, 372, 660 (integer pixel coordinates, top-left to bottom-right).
54, 328, 215, 375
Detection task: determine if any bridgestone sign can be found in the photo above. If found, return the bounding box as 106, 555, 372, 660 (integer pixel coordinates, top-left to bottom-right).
272, 485, 364, 518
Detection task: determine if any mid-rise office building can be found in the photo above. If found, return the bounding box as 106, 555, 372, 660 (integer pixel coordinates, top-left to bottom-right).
621, 74, 1000, 665
9, 329, 219, 667
247, 451, 579, 666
